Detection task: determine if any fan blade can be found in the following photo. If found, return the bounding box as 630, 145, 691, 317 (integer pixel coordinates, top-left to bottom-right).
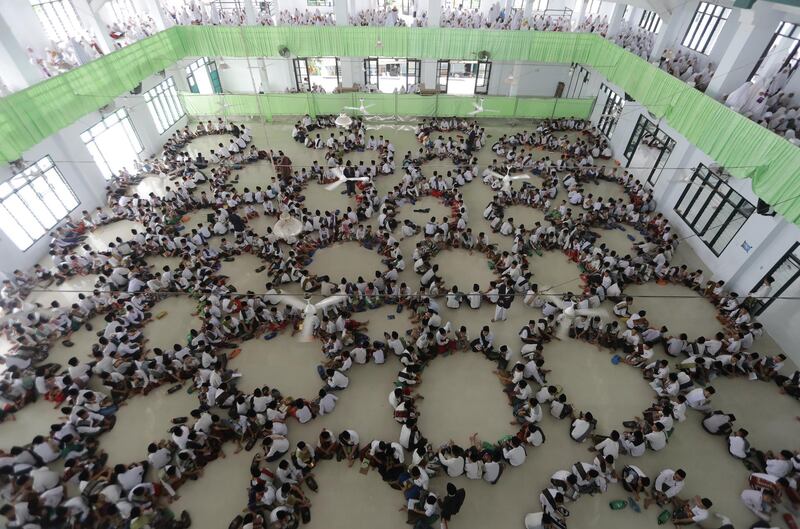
330, 167, 344, 179
509, 175, 531, 180
363, 104, 374, 109
281, 295, 308, 311
488, 171, 505, 180
316, 294, 347, 310
468, 109, 481, 116
299, 312, 315, 342
325, 180, 343, 191
352, 177, 370, 182
576, 308, 611, 319
343, 106, 360, 110
556, 319, 571, 340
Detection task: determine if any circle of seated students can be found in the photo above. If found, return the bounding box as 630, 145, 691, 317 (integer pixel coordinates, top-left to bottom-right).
0, 114, 798, 529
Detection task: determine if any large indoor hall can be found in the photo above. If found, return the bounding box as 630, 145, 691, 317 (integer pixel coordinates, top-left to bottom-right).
0, 1, 799, 529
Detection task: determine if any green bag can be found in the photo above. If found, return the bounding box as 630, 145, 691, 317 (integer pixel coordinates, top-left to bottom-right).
657, 509, 672, 525
609, 500, 627, 510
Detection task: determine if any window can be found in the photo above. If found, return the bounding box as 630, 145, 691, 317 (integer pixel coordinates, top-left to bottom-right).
749, 243, 800, 316
30, 0, 83, 42
475, 61, 491, 95
80, 109, 144, 180
622, 4, 633, 21
597, 83, 624, 138
0, 156, 79, 250
144, 78, 185, 134
444, 0, 481, 9
749, 22, 800, 83
585, 0, 605, 15
307, 0, 333, 6
214, 0, 245, 16
674, 164, 756, 256
682, 2, 731, 55
639, 10, 662, 33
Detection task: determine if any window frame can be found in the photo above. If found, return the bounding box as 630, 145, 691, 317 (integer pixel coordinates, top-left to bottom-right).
30, 0, 83, 42
681, 2, 731, 55
674, 164, 756, 256
597, 83, 624, 139
306, 0, 333, 6
748, 21, 800, 83
0, 155, 79, 251
80, 108, 144, 180
474, 60, 491, 95
144, 77, 185, 134
639, 10, 662, 34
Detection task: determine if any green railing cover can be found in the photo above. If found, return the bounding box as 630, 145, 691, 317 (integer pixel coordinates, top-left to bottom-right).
1, 26, 798, 223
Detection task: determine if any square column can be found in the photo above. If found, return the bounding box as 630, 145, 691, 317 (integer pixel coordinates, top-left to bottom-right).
335, 0, 349, 26
705, 9, 781, 99
606, 1, 627, 37
71, 0, 115, 53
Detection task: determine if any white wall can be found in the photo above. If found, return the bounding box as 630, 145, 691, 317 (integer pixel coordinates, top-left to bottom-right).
589, 76, 800, 362
0, 70, 187, 276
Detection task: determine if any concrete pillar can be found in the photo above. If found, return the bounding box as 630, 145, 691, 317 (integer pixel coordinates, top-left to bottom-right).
0, 15, 46, 90
705, 10, 780, 99
606, 1, 627, 38
71, 0, 115, 53
335, 0, 349, 25
571, 0, 585, 31
242, 0, 258, 24
427, 0, 442, 27
138, 0, 171, 29
421, 59, 437, 90
0, 0, 52, 52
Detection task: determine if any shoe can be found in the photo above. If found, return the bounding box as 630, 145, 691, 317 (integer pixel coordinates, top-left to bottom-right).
62, 340, 74, 347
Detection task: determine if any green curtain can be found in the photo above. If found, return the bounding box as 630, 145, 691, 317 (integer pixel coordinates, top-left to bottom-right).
2, 26, 800, 223
177, 93, 594, 120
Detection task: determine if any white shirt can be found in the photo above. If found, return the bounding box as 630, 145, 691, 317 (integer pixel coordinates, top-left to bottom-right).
503, 445, 526, 466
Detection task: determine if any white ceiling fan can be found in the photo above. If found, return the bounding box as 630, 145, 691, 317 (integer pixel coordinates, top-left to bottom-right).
324, 166, 370, 191
282, 293, 348, 342
469, 97, 499, 116
344, 97, 374, 115
540, 286, 610, 340
489, 167, 531, 194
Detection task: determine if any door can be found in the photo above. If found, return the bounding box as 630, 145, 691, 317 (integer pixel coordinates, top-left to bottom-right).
646, 134, 676, 186
750, 242, 800, 316
294, 58, 310, 91
475, 60, 491, 95
437, 60, 450, 93
407, 59, 421, 89
624, 114, 651, 163
364, 58, 379, 88
207, 60, 223, 93
187, 72, 199, 94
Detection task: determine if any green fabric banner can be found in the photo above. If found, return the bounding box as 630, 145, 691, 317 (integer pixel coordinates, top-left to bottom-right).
178, 93, 594, 120
1, 27, 799, 222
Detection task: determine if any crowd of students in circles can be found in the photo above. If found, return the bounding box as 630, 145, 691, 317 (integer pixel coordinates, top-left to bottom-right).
0, 113, 797, 529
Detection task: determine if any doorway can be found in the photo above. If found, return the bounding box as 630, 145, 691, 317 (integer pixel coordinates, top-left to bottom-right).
294, 57, 341, 92
436, 60, 491, 95
186, 57, 222, 94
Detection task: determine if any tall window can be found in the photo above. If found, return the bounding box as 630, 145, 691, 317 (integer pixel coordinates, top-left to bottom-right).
144, 78, 185, 134
585, 0, 605, 15
674, 164, 756, 256
80, 109, 143, 180
30, 0, 83, 42
186, 58, 222, 94
749, 242, 800, 316
598, 84, 624, 138
682, 2, 731, 55
749, 22, 800, 83
0, 156, 79, 251
639, 10, 662, 33
214, 0, 245, 15
307, 0, 333, 6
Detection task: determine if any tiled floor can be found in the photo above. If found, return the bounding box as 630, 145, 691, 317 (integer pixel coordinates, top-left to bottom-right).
0, 117, 797, 529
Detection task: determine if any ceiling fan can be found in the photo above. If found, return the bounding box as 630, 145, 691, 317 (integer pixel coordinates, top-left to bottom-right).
282, 294, 348, 342
539, 286, 610, 340
469, 97, 499, 116
344, 97, 374, 115
325, 166, 370, 191
488, 168, 531, 194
